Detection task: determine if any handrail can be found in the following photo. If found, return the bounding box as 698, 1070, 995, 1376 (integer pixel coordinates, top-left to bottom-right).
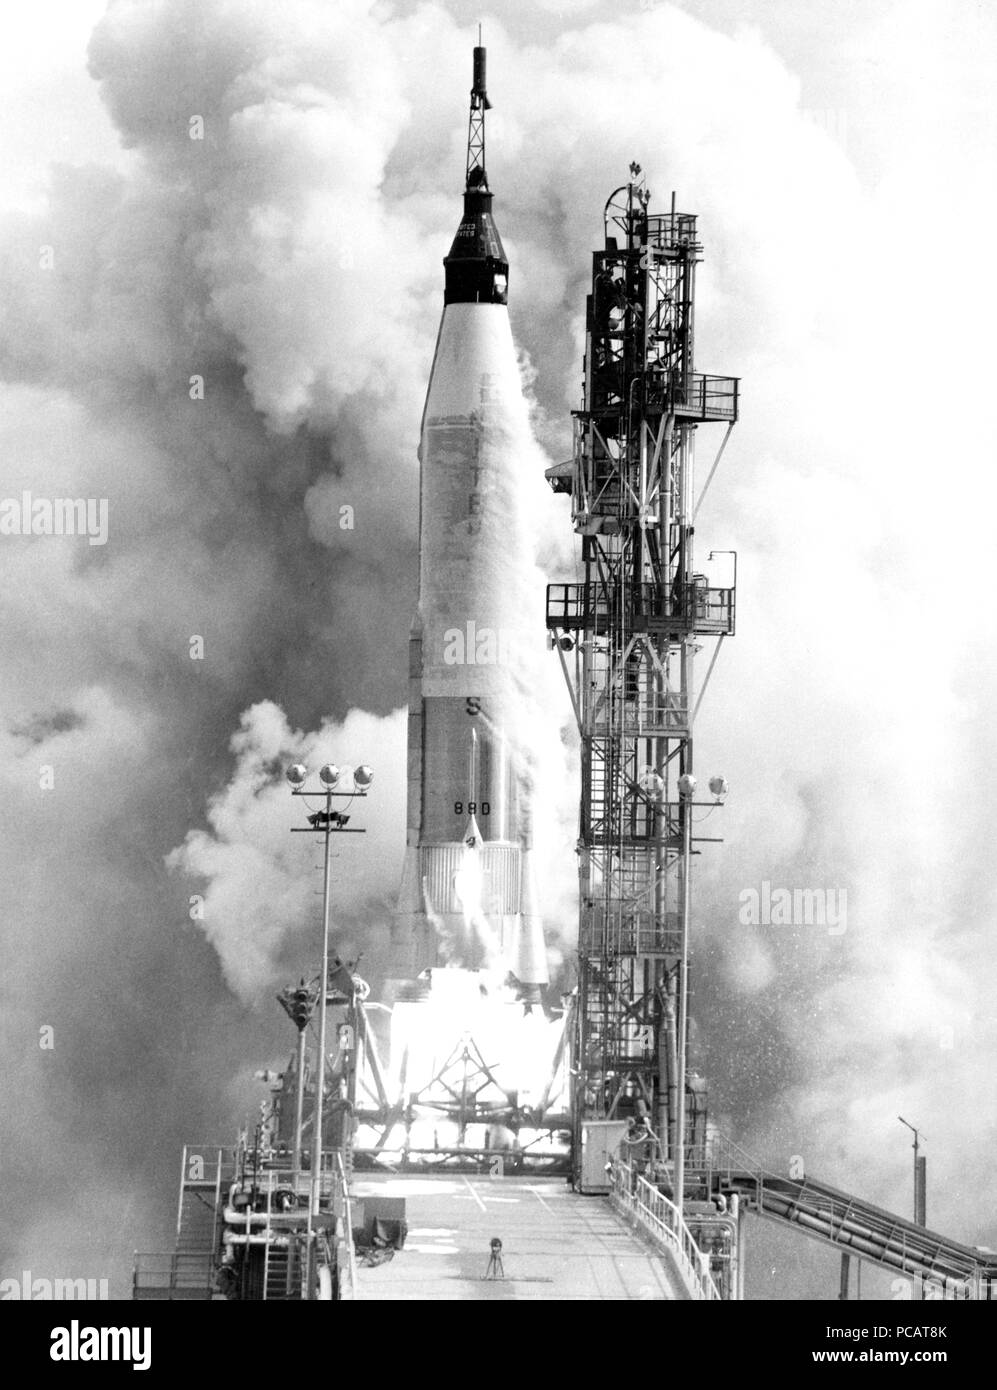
261, 1178, 272, 1301
335, 1151, 358, 1300
132, 1251, 214, 1292
610, 1159, 720, 1300
545, 581, 734, 637
698, 1131, 997, 1298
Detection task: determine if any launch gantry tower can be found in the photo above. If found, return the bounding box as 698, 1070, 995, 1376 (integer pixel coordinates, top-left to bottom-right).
546, 170, 738, 1196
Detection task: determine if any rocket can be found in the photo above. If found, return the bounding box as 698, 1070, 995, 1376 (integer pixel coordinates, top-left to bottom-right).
395, 45, 548, 999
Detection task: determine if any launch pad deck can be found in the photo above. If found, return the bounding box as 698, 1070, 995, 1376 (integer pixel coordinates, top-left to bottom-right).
351, 1174, 683, 1300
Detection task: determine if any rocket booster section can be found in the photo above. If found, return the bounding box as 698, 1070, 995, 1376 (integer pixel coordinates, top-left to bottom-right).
396, 47, 548, 995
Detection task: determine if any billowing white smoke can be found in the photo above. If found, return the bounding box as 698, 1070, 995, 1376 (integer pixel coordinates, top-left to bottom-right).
3, 0, 996, 1295
166, 702, 409, 999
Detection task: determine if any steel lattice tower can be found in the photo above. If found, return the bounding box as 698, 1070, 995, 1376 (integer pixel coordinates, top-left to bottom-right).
546, 169, 738, 1195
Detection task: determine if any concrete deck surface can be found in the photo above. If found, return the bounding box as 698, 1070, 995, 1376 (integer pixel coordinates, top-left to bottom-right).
351, 1173, 681, 1300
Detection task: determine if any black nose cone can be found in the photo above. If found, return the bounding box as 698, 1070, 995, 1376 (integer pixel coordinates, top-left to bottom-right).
444, 176, 509, 305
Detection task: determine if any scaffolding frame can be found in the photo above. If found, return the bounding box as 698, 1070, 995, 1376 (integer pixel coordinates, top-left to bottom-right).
546, 170, 738, 1190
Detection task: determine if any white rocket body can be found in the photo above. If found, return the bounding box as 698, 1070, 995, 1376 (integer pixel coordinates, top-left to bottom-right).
395, 59, 547, 995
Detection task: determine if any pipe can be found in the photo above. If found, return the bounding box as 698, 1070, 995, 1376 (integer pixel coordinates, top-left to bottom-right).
663, 984, 677, 1161
222, 1230, 291, 1248
292, 1026, 307, 1182
673, 780, 692, 1212
221, 1206, 304, 1227
735, 1201, 745, 1302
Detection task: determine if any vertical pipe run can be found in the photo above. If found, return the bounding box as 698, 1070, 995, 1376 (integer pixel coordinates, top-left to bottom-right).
735, 1199, 746, 1302
661, 982, 676, 1160
674, 779, 692, 1214
292, 1026, 307, 1186
915, 1155, 927, 1227
839, 1253, 851, 1300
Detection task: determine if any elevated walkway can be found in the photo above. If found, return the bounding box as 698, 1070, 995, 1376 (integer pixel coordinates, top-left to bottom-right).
698, 1134, 996, 1299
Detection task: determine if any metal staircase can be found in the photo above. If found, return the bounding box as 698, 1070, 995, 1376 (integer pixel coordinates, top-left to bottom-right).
133, 1144, 233, 1300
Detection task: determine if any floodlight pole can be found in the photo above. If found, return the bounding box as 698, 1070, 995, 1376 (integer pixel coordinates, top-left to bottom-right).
288, 771, 369, 1299
306, 785, 334, 1293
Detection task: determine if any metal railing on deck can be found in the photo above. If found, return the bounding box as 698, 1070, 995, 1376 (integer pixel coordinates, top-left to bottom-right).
546, 581, 734, 637
132, 1251, 214, 1299
695, 1130, 768, 1192
669, 372, 739, 421
335, 1151, 358, 1300
693, 1132, 997, 1300
609, 1159, 720, 1300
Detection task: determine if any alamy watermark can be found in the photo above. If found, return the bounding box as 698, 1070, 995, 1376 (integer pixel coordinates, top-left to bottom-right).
441, 622, 521, 666
1, 1269, 109, 1299
0, 492, 108, 546
50, 1320, 151, 1371
739, 880, 847, 935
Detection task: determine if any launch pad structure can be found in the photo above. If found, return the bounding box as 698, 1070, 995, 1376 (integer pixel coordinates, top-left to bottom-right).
341, 155, 740, 1198
131, 45, 997, 1303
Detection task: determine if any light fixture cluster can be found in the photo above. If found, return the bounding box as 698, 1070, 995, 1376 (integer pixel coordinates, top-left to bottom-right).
285, 763, 374, 791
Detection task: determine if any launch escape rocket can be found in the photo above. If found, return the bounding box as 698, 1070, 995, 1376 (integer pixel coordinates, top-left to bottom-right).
394, 47, 548, 995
